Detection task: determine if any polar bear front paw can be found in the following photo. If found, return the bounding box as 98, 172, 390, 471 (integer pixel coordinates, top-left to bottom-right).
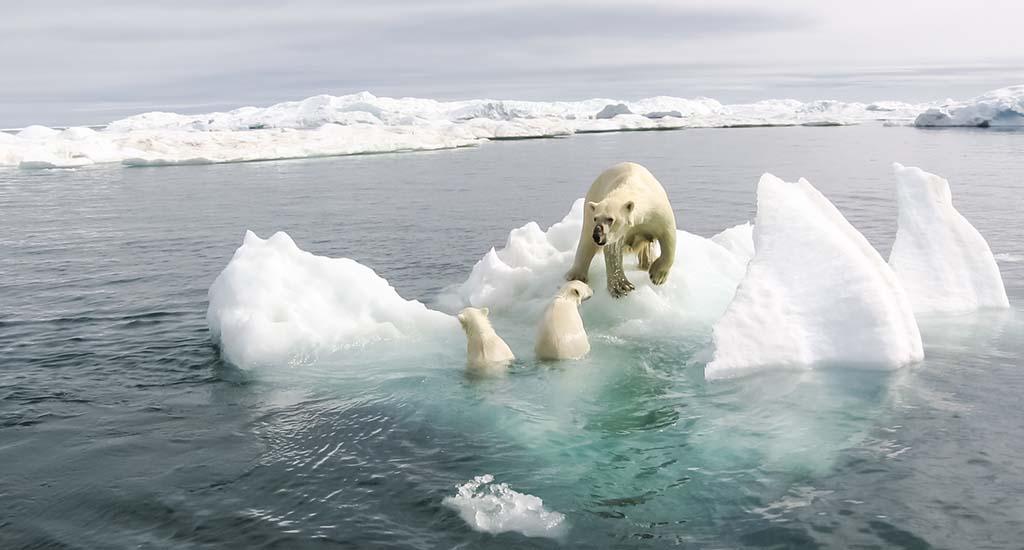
565, 268, 589, 284
649, 258, 671, 285
608, 276, 635, 298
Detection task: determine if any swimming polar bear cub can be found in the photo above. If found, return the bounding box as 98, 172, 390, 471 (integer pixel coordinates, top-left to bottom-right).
457, 307, 515, 371
535, 281, 593, 360
566, 162, 677, 298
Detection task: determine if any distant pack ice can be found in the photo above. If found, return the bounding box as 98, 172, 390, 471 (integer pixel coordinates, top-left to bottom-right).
0, 90, 943, 169
889, 164, 1009, 313
707, 174, 924, 379
913, 85, 1024, 127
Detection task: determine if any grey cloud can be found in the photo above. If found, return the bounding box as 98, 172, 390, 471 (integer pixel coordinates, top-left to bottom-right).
1, 0, 1021, 128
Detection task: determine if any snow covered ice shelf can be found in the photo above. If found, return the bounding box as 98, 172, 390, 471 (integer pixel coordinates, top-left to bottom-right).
914, 85, 1024, 127
0, 89, 946, 169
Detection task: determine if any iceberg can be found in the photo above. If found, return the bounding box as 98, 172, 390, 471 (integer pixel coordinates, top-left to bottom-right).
707, 174, 923, 379
442, 474, 568, 539
914, 85, 1024, 127
888, 164, 1009, 313
0, 89, 942, 169
437, 199, 752, 334
206, 231, 456, 369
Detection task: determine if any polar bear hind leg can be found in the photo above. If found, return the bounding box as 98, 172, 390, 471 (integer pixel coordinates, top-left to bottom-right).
625, 237, 655, 270
649, 229, 676, 285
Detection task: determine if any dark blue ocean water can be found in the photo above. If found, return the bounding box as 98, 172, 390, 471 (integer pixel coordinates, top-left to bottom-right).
2, 125, 1023, 548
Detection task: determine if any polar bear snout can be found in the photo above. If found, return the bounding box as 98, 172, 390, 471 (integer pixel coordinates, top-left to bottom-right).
592, 224, 608, 246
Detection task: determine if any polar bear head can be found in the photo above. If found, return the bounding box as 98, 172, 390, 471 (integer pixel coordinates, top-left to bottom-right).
588, 197, 635, 246
557, 280, 593, 304
457, 306, 492, 334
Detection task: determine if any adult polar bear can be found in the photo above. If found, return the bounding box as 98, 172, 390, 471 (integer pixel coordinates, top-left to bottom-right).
566, 162, 677, 298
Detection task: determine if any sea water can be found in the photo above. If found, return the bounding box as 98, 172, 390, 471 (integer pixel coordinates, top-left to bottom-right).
2, 125, 1023, 548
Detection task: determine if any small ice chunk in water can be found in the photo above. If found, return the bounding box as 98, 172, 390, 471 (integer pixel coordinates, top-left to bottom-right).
707, 174, 923, 379
888, 163, 1009, 313
442, 474, 568, 539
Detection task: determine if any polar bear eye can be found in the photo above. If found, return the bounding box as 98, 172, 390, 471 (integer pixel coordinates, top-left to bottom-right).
608, 218, 615, 224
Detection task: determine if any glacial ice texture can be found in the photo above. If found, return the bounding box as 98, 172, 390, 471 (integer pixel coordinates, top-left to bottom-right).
888, 163, 1009, 313
914, 85, 1024, 127
206, 230, 456, 369
707, 174, 924, 379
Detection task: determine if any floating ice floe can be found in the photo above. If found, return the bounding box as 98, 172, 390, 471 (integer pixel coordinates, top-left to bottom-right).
206, 230, 456, 369
889, 163, 1009, 313
442, 474, 568, 539
914, 85, 1024, 127
707, 174, 924, 379
205, 164, 1007, 376
0, 89, 942, 169
437, 199, 753, 335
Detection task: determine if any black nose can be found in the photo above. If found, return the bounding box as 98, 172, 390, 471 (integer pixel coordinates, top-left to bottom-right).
592, 227, 606, 246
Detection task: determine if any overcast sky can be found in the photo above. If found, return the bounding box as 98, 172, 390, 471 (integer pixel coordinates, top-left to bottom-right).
3, 0, 1024, 127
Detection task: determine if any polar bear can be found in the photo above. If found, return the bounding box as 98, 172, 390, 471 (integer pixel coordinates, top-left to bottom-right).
566, 162, 677, 298
535, 280, 593, 360
457, 307, 515, 371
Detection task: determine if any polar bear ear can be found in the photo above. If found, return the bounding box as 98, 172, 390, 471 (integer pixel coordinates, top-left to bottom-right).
457, 312, 466, 325
481, 307, 490, 317
588, 201, 598, 211
624, 201, 635, 213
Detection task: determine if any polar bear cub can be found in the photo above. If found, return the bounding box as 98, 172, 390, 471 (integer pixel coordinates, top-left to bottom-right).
566, 162, 677, 298
535, 280, 593, 360
458, 307, 515, 371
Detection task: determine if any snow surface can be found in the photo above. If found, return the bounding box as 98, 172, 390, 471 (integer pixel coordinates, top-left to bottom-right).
206, 230, 456, 369
442, 474, 568, 539
1, 90, 937, 169
888, 163, 1009, 313
914, 85, 1024, 127
437, 199, 752, 336
707, 174, 923, 379
709, 222, 755, 263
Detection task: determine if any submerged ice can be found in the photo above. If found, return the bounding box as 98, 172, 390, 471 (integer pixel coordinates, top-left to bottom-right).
442, 474, 568, 539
